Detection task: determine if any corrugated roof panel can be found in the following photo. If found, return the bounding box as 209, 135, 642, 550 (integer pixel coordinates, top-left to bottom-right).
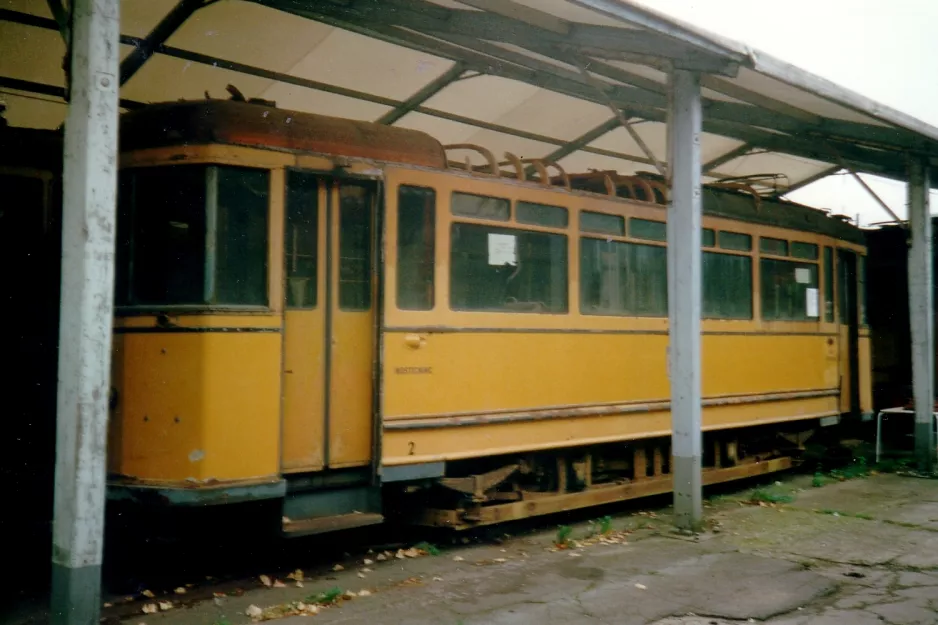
588, 122, 667, 162
284, 29, 456, 102
482, 90, 612, 141
120, 0, 181, 39
423, 75, 541, 123
393, 111, 481, 146
0, 90, 65, 129
0, 21, 65, 87
732, 67, 890, 127
165, 2, 331, 75
458, 128, 556, 161
260, 83, 393, 122
120, 54, 274, 105
0, 0, 51, 18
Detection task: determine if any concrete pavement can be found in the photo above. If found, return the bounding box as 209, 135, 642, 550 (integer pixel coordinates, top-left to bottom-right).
115, 472, 938, 625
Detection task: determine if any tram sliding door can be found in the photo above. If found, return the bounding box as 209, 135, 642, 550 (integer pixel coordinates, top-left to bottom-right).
281, 170, 377, 472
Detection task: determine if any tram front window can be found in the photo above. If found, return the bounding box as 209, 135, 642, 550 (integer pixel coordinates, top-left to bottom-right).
116, 164, 270, 308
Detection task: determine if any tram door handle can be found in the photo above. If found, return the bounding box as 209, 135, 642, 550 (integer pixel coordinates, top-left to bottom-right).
404, 334, 427, 349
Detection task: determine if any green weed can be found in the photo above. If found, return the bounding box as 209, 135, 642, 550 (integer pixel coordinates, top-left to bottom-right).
307, 586, 344, 605
414, 541, 440, 556
555, 524, 573, 547
749, 488, 794, 504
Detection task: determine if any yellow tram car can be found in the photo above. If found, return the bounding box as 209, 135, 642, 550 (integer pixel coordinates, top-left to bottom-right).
106, 98, 871, 534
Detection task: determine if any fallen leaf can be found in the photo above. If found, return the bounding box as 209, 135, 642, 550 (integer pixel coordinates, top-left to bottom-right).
344, 591, 358, 599
174, 587, 187, 595
295, 581, 304, 588
260, 574, 273, 587
141, 590, 155, 598
273, 580, 286, 588
568, 552, 581, 558
433, 576, 443, 582
103, 603, 113, 608
363, 558, 374, 566
375, 553, 388, 562
395, 550, 406, 560
358, 589, 372, 597
453, 556, 464, 562
287, 569, 304, 582
333, 564, 344, 572
358, 573, 366, 579
635, 583, 647, 590
142, 604, 157, 615
158, 601, 173, 611
494, 558, 507, 563
305, 604, 320, 614
246, 605, 263, 618
362, 567, 373, 573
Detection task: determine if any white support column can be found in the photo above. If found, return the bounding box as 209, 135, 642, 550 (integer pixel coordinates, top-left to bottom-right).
908, 157, 936, 474
667, 69, 703, 530
51, 1, 120, 624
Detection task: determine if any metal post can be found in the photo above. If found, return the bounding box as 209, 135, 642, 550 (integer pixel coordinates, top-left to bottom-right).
907, 157, 936, 474
51, 1, 120, 624
667, 68, 703, 530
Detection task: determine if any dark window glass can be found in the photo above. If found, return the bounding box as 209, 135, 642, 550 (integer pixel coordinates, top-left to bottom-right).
285, 171, 319, 309
719, 231, 752, 251
516, 201, 568, 228
630, 217, 667, 241
580, 238, 667, 316
761, 258, 819, 321
580, 211, 624, 236
397, 185, 436, 310
760, 237, 789, 256
451, 192, 510, 221
117, 165, 269, 307
119, 166, 207, 306
824, 246, 834, 322
859, 254, 867, 325
703, 252, 752, 319
702, 228, 716, 247
792, 241, 819, 260
450, 223, 567, 313
338, 184, 373, 311
214, 167, 269, 306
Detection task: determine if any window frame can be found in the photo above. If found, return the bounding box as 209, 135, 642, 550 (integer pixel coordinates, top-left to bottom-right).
116, 163, 272, 313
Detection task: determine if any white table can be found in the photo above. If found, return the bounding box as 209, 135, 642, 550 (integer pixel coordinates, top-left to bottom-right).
875, 407, 938, 463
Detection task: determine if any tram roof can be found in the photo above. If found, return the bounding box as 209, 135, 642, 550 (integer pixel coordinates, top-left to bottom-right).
2, 0, 938, 207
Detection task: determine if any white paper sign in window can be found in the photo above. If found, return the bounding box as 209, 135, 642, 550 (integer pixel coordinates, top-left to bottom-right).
488, 233, 517, 266
805, 287, 819, 318
795, 267, 811, 284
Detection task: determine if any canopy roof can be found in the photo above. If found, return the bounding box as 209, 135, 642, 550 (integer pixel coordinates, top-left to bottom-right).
2, 0, 937, 201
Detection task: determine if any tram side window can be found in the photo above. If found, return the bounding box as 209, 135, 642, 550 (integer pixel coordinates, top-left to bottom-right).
285, 171, 318, 309
450, 223, 567, 313
580, 238, 667, 316
338, 183, 374, 311
116, 164, 269, 307
215, 168, 269, 306
397, 185, 436, 310
760, 258, 819, 321
823, 247, 834, 322
703, 252, 752, 319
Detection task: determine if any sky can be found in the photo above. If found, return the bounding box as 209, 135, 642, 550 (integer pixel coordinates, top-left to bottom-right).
632, 0, 938, 227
